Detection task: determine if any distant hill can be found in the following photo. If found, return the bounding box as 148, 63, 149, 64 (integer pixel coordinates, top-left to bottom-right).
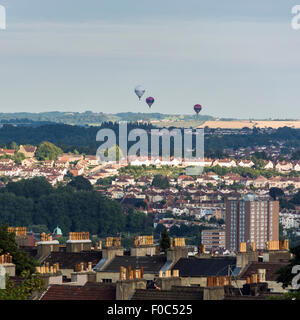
0, 111, 215, 126
0, 112, 299, 129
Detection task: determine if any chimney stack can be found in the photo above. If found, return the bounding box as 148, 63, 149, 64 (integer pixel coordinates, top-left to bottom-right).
36, 263, 63, 286
0, 253, 13, 264
131, 236, 156, 256
199, 244, 206, 254
101, 237, 124, 263
105, 237, 121, 248
80, 262, 85, 272
36, 263, 61, 276
172, 269, 179, 277
206, 276, 232, 287
166, 237, 188, 266
120, 266, 126, 280
251, 274, 258, 284
239, 242, 246, 253
37, 233, 59, 260
7, 227, 27, 237
279, 239, 289, 251
172, 237, 186, 248
120, 265, 144, 281
258, 269, 266, 282
265, 240, 280, 251
66, 232, 92, 253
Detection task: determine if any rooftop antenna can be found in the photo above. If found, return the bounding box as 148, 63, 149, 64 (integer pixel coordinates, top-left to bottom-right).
228, 264, 243, 296
216, 264, 243, 296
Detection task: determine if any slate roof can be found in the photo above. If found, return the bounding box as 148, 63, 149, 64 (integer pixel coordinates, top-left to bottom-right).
41, 282, 116, 300
103, 255, 167, 274
42, 251, 103, 269
172, 257, 236, 277
132, 287, 204, 300
239, 262, 289, 281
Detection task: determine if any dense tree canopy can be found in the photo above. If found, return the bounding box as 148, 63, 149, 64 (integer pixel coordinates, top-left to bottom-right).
291, 190, 300, 205
152, 175, 170, 189
291, 149, 300, 160
35, 141, 63, 161
159, 227, 171, 252
0, 177, 154, 237
269, 187, 284, 200
0, 224, 38, 275
0, 123, 300, 158
67, 176, 93, 192
5, 177, 53, 199
0, 272, 45, 300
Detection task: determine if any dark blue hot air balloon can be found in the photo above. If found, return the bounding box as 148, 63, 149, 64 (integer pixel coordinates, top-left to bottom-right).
146, 97, 155, 108
194, 104, 202, 115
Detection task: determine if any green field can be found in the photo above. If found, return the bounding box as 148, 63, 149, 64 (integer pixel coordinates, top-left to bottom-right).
119, 165, 186, 179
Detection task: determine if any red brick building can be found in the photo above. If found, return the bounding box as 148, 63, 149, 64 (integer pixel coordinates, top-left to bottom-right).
225, 196, 279, 251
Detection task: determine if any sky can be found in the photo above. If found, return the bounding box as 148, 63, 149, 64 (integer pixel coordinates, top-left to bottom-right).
0, 0, 300, 118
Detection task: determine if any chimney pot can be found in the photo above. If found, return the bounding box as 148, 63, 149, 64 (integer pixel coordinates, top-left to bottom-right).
130, 270, 134, 280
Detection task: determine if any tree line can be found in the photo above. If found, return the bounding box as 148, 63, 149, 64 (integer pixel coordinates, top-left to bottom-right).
1, 123, 300, 157
0, 177, 153, 237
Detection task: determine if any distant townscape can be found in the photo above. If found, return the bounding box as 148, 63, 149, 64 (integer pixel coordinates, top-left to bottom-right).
1, 121, 300, 300
0, 111, 300, 128
2, 0, 300, 306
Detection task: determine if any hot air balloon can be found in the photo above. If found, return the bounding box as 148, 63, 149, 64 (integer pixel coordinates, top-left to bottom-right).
146, 97, 155, 108
134, 85, 145, 100
194, 104, 202, 115
194, 104, 202, 118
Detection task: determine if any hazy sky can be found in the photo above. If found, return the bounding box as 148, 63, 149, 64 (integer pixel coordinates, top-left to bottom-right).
0, 0, 300, 118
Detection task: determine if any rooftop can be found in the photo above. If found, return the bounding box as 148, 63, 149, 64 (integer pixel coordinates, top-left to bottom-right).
103, 255, 166, 274
132, 287, 204, 300
172, 257, 236, 277
41, 282, 116, 300
239, 262, 289, 281
42, 251, 103, 269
